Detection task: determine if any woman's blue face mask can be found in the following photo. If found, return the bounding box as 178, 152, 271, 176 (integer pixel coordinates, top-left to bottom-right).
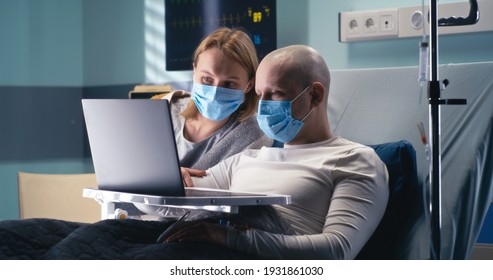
257, 85, 313, 143
191, 82, 246, 121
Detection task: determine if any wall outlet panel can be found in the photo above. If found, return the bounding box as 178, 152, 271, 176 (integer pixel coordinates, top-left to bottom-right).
340, 0, 493, 42
340, 8, 399, 41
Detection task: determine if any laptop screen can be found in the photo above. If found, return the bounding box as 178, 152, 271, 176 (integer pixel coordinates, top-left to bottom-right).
82, 99, 185, 196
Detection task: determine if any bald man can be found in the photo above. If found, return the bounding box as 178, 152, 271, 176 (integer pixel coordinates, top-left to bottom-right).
255, 44, 332, 145
174, 45, 389, 259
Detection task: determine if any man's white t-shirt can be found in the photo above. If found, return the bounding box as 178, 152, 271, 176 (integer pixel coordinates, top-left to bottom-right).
193, 136, 389, 259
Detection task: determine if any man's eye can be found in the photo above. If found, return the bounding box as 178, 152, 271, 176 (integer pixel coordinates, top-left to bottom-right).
271, 92, 286, 100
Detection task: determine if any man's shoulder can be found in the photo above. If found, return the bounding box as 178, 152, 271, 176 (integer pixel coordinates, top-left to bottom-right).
329, 136, 381, 161
328, 136, 370, 150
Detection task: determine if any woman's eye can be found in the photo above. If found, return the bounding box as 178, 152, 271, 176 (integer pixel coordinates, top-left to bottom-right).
202, 77, 213, 84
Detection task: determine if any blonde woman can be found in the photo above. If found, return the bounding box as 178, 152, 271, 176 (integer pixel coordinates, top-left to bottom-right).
157, 27, 273, 169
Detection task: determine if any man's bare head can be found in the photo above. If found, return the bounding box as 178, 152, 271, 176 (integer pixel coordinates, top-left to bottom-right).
257, 45, 330, 99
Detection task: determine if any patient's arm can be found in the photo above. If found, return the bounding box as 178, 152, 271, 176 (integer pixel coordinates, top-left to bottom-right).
222, 147, 389, 259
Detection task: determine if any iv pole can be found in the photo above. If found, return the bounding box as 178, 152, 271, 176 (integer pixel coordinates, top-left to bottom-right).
427, 0, 479, 260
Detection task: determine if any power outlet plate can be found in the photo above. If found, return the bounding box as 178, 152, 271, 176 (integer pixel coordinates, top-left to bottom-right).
340, 8, 399, 42
340, 0, 493, 42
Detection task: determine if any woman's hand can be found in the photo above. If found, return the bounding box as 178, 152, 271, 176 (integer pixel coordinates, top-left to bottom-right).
180, 167, 206, 187
163, 220, 227, 246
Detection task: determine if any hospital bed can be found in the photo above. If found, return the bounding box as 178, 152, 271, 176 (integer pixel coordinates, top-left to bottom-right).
3, 62, 492, 259
329, 61, 493, 259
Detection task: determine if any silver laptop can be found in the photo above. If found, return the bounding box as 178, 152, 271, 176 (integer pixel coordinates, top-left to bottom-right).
81, 99, 290, 208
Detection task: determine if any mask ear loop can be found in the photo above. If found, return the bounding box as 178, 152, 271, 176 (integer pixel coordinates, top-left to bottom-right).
291, 84, 314, 121
291, 84, 313, 103
300, 107, 314, 122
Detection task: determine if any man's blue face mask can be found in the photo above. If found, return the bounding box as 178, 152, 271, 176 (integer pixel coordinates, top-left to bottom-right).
191, 82, 246, 121
257, 85, 313, 143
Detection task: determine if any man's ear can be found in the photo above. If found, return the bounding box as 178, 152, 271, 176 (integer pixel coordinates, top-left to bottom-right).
310, 82, 325, 106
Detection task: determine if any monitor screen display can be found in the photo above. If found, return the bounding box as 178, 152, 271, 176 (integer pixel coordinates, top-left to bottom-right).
165, 0, 276, 71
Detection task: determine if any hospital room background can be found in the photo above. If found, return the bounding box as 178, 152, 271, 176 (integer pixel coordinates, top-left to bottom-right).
0, 0, 492, 259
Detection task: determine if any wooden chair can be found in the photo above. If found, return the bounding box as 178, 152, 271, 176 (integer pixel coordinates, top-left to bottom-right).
18, 172, 101, 223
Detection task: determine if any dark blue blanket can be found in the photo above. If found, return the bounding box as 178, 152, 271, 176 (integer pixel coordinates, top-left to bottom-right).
0, 206, 292, 260
0, 218, 254, 260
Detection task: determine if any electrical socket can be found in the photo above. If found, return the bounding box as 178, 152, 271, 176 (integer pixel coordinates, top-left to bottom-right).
364, 16, 378, 33
348, 17, 361, 34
